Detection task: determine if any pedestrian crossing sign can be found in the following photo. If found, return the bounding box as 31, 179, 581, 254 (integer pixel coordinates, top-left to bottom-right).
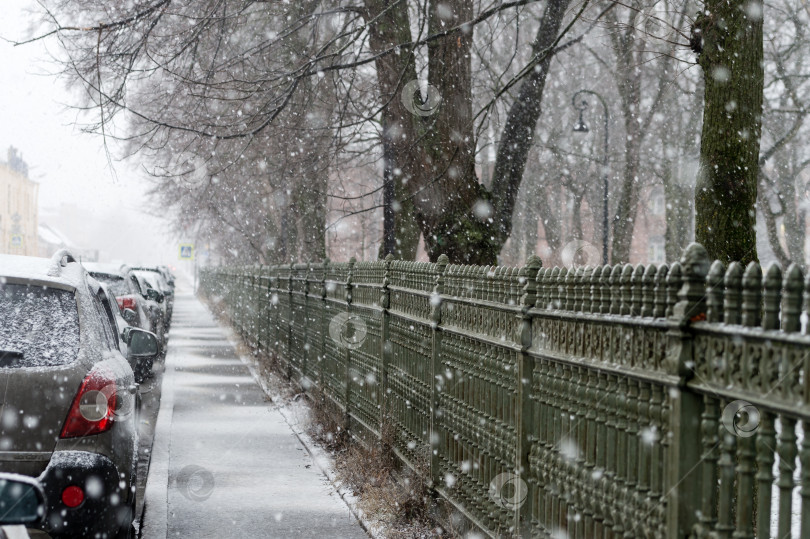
179, 243, 194, 260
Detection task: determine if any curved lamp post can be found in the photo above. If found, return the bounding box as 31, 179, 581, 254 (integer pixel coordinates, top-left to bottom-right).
571, 89, 610, 265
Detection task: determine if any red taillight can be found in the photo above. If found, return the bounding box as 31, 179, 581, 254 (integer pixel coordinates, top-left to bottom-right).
116, 295, 137, 312
62, 486, 85, 508
60, 366, 117, 438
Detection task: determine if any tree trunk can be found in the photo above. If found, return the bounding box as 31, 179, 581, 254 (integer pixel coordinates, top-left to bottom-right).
293, 163, 327, 262
377, 134, 420, 260
490, 0, 571, 247
366, 0, 571, 264
664, 86, 701, 262
607, 10, 642, 264
757, 188, 790, 267
415, 0, 497, 264
364, 0, 422, 261
664, 173, 694, 262
693, 0, 763, 264
536, 183, 564, 266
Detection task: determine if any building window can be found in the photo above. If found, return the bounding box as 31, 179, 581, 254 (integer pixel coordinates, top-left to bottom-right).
649, 236, 665, 264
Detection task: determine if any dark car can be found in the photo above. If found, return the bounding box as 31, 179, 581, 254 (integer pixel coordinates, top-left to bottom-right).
0, 251, 159, 538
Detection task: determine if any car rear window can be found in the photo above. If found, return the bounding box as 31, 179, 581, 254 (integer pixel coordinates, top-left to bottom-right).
134, 271, 159, 291
0, 283, 80, 368
90, 273, 129, 296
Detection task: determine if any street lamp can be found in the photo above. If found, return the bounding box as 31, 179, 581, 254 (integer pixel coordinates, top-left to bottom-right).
571, 89, 610, 265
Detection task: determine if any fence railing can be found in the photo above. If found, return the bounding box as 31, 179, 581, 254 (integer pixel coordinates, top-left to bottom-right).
200, 244, 810, 538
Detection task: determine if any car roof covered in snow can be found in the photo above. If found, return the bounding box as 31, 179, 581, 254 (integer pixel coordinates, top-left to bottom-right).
0, 250, 88, 291
83, 262, 126, 278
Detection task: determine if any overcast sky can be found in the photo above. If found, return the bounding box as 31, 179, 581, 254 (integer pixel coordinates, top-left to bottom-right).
0, 0, 180, 266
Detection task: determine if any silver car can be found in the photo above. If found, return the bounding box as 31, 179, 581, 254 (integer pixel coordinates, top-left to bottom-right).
0, 251, 159, 538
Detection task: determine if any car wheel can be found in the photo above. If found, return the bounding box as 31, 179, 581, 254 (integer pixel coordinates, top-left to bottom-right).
157, 322, 167, 360
114, 492, 136, 539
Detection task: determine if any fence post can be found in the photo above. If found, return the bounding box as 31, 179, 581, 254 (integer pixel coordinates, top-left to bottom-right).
263, 266, 271, 356
430, 254, 449, 489
665, 243, 709, 537
270, 268, 278, 360
517, 255, 542, 537
320, 259, 329, 391
251, 266, 258, 350
303, 263, 311, 381
287, 263, 294, 380
345, 258, 356, 431
380, 255, 394, 436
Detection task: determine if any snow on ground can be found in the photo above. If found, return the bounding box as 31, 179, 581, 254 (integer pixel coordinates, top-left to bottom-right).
141, 282, 367, 538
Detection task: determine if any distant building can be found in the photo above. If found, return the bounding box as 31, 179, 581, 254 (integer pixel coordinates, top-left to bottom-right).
0, 147, 39, 256
37, 222, 99, 262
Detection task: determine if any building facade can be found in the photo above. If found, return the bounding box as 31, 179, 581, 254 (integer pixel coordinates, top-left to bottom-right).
0, 147, 39, 256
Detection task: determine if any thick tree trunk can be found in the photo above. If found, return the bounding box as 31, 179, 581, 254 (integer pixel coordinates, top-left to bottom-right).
376, 134, 420, 260
693, 0, 763, 264
364, 0, 422, 261
366, 0, 570, 264
415, 0, 498, 264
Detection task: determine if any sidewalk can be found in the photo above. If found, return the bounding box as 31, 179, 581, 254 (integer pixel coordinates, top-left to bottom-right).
141, 283, 368, 538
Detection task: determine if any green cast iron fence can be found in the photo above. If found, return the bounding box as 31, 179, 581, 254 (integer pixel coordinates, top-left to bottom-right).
200, 243, 810, 538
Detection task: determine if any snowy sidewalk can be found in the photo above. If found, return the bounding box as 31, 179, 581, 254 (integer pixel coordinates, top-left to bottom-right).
141, 283, 367, 538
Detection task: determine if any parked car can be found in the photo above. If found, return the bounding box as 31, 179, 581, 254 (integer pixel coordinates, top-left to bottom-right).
0, 250, 159, 538
131, 270, 171, 332
130, 267, 174, 323
83, 262, 151, 331
98, 282, 155, 383
120, 266, 168, 356
156, 265, 175, 290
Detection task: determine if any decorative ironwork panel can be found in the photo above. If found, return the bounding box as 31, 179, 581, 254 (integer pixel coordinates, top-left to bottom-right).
387, 313, 432, 466
346, 303, 382, 440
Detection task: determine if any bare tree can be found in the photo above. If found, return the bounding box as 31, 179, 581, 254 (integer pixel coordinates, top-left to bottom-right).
27, 0, 593, 264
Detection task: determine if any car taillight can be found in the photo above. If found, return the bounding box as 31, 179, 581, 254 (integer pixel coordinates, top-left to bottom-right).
116, 295, 137, 312
60, 366, 117, 438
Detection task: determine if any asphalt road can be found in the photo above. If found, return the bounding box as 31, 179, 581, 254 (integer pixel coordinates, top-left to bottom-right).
138, 282, 367, 539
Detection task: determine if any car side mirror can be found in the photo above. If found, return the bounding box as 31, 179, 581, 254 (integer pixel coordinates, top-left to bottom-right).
124, 328, 159, 359
0, 473, 46, 525
146, 288, 164, 303
122, 308, 137, 324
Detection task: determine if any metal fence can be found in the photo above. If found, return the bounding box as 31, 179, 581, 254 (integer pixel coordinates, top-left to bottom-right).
200, 243, 810, 538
